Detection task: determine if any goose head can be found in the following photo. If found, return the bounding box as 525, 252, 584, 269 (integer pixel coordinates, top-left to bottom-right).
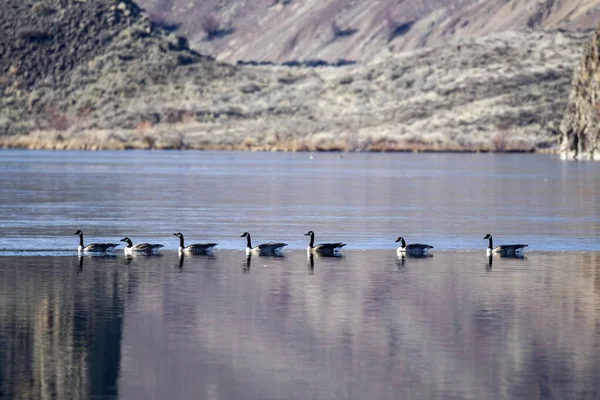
74, 230, 83, 236
304, 231, 314, 237
395, 237, 407, 248
173, 232, 183, 238
483, 234, 492, 240
241, 232, 249, 238
120, 237, 133, 246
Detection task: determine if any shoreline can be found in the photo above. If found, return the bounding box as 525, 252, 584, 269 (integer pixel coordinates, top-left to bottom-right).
0, 130, 546, 153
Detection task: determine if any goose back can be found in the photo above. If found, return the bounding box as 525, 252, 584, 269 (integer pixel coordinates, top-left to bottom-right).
313, 242, 346, 255
254, 242, 288, 255
184, 243, 218, 255
493, 244, 528, 254
83, 243, 120, 253
131, 243, 164, 254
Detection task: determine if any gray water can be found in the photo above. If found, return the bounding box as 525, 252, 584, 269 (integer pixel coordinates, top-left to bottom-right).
0, 150, 598, 252
0, 150, 599, 399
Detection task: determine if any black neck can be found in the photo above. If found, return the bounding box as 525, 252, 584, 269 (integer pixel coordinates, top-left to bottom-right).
308, 233, 314, 248
79, 234, 84, 247
401, 238, 406, 248
246, 234, 252, 249
178, 235, 185, 248
487, 236, 493, 250
124, 238, 133, 248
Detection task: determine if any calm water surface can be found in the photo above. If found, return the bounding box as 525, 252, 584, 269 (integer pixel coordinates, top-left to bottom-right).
0, 150, 598, 251
1, 252, 599, 399
0, 151, 599, 399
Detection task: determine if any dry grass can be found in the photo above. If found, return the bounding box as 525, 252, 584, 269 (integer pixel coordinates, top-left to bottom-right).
0, 126, 536, 153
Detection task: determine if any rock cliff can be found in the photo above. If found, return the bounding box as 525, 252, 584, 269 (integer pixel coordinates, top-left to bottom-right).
560, 25, 600, 160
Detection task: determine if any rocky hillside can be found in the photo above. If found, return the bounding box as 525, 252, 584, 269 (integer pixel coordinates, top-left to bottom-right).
560, 25, 600, 160
0, 0, 592, 151
138, 0, 600, 63
0, 0, 234, 136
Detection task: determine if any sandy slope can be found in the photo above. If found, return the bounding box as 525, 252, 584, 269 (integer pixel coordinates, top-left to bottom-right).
139, 0, 600, 63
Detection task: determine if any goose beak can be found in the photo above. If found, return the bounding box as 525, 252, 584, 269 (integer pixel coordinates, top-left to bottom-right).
394, 238, 400, 242
172, 233, 178, 236
304, 233, 310, 236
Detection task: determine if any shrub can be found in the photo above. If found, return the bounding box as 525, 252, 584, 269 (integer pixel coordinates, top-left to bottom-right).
200, 14, 235, 41
331, 20, 357, 40
492, 129, 509, 152
386, 18, 414, 42
18, 28, 52, 42
148, 11, 181, 32
31, 2, 57, 16
43, 107, 71, 131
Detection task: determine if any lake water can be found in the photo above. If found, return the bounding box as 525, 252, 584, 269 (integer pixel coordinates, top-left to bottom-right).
0, 150, 599, 399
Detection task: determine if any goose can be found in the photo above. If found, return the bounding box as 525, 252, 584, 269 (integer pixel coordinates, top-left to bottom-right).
120, 237, 164, 255
483, 234, 527, 256
173, 232, 217, 255
74, 230, 119, 254
241, 232, 287, 255
395, 237, 433, 256
304, 231, 346, 256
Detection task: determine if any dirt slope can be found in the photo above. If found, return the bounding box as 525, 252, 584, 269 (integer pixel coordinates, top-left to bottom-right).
139, 0, 599, 62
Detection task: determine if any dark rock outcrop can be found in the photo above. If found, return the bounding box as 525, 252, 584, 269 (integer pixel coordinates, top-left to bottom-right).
560, 26, 600, 160
0, 0, 227, 135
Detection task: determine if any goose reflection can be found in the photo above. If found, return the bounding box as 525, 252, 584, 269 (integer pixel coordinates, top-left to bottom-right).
242, 254, 252, 273
125, 252, 164, 261
500, 253, 526, 260
395, 254, 406, 268
486, 252, 526, 270
77, 256, 84, 273
177, 253, 185, 269
307, 253, 314, 274
404, 253, 433, 259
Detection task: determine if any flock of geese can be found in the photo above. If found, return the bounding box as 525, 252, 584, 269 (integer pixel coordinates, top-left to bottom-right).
74, 230, 528, 257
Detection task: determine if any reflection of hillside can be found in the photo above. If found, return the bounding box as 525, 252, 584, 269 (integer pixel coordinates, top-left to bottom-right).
0, 256, 129, 399
118, 251, 600, 399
